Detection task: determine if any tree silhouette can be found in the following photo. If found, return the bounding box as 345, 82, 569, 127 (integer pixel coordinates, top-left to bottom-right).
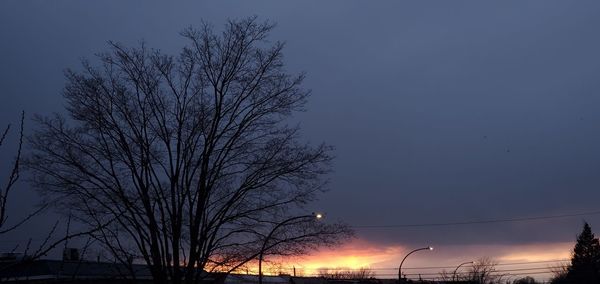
462, 257, 504, 284
512, 276, 539, 284
548, 263, 568, 284
1, 113, 93, 279
565, 222, 600, 283
317, 267, 376, 280
0, 112, 26, 236
27, 17, 350, 284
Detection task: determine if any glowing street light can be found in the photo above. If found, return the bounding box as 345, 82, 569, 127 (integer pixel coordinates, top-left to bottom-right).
452, 261, 475, 281
258, 212, 323, 284
398, 246, 433, 283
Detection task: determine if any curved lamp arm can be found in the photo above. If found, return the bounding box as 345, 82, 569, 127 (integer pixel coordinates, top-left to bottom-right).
259, 213, 323, 284
398, 246, 433, 282
452, 261, 474, 281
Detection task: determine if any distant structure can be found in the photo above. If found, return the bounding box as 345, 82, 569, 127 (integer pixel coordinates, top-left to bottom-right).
0, 253, 25, 262
0, 260, 386, 284
62, 248, 80, 261
0, 259, 154, 283
0, 256, 467, 284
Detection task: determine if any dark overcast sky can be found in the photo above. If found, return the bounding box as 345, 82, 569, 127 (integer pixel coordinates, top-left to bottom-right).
2, 1, 600, 260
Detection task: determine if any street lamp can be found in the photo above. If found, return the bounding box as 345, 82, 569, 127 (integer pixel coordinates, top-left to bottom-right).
258, 212, 323, 284
452, 261, 474, 281
398, 246, 433, 283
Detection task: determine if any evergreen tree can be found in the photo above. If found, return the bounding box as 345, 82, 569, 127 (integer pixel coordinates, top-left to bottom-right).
565, 222, 600, 283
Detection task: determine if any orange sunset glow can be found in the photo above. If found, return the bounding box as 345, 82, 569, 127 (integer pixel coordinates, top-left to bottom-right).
259, 239, 574, 279
290, 239, 404, 272
5, 1, 600, 283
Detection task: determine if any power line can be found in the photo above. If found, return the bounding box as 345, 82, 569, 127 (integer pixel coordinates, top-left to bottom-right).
364, 259, 570, 270
314, 267, 560, 275
352, 210, 600, 228
378, 270, 558, 281
491, 259, 570, 266
378, 269, 554, 277
306, 266, 562, 279
292, 259, 569, 272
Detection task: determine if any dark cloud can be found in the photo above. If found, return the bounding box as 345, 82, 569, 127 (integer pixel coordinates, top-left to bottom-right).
2, 0, 600, 253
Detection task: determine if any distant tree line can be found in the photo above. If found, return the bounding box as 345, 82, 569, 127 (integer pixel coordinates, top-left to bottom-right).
318, 267, 376, 280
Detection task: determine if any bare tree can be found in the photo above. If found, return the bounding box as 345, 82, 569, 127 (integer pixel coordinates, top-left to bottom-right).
318, 267, 376, 280
456, 257, 505, 284
27, 17, 350, 284
0, 112, 55, 257
0, 111, 36, 236
439, 269, 456, 282
0, 113, 77, 281
549, 263, 569, 284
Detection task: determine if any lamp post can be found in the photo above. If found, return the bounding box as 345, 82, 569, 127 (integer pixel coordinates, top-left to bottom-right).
398, 246, 433, 283
258, 213, 323, 284
452, 261, 474, 281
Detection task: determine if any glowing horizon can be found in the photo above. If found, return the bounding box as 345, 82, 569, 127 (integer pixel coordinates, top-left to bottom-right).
251, 238, 573, 280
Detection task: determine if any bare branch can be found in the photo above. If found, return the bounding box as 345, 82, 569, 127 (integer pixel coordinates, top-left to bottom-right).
27, 17, 351, 284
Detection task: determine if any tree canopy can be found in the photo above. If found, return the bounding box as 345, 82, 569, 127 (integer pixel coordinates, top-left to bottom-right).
565, 222, 600, 283
27, 17, 350, 284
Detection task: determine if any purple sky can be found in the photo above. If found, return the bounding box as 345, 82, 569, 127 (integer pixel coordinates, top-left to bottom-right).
1, 1, 600, 276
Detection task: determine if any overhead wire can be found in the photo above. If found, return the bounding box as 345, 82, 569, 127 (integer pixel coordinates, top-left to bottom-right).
351, 210, 600, 228
292, 259, 568, 272
357, 259, 570, 270
295, 259, 570, 279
